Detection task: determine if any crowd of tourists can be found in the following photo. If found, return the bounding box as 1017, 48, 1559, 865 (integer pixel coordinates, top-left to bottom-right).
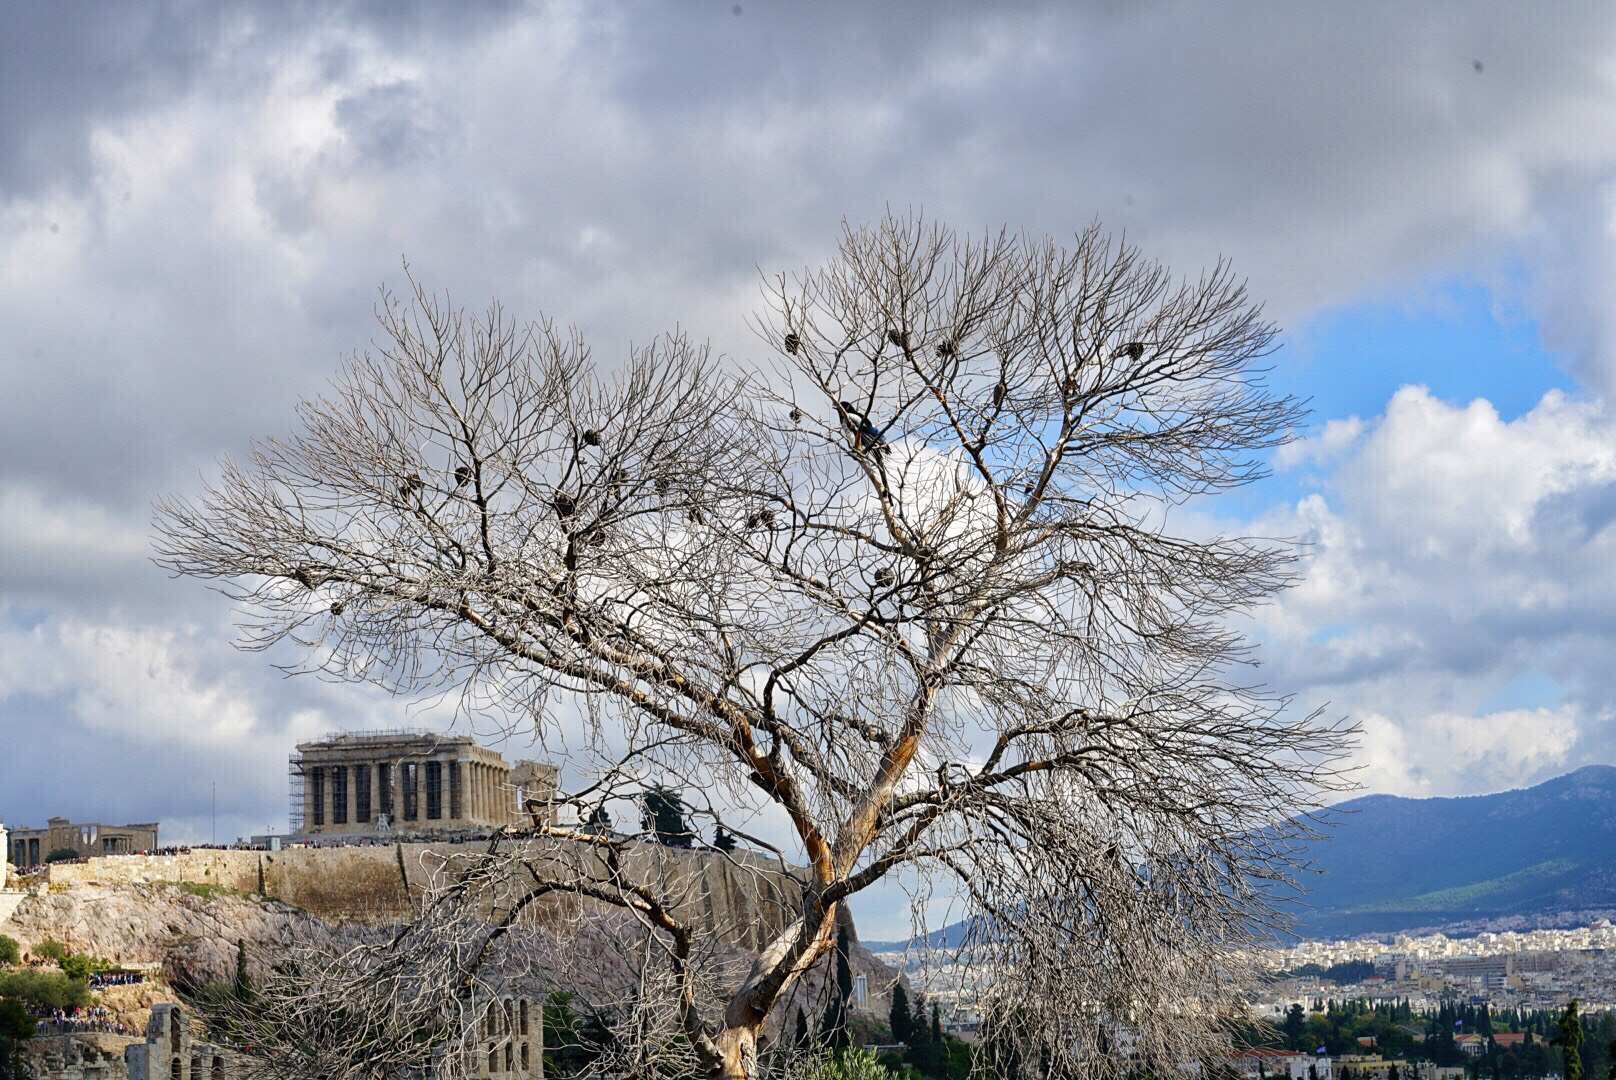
34, 1005, 135, 1036
88, 970, 145, 988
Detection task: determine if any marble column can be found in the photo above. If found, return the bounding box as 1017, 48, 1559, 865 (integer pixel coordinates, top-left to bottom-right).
410, 759, 423, 827
303, 769, 317, 833
346, 764, 359, 826
323, 767, 337, 829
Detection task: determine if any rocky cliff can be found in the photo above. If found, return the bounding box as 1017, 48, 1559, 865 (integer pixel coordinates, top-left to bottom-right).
5, 843, 900, 1049
4, 883, 339, 986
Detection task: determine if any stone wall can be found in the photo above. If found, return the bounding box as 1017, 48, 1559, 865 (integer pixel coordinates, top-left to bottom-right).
21, 1032, 135, 1080
43, 840, 804, 950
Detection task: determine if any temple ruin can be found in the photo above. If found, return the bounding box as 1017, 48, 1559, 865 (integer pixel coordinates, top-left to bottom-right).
290, 730, 557, 837
9, 818, 160, 869
124, 1004, 232, 1080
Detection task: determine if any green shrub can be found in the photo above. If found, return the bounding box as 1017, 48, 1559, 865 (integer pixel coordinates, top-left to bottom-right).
176, 882, 235, 901
788, 1048, 896, 1080
0, 937, 19, 967
43, 849, 80, 864
58, 953, 95, 982
30, 940, 68, 964
0, 995, 36, 1079
0, 969, 89, 1011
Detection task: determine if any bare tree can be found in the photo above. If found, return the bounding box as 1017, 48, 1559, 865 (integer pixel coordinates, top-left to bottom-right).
154, 214, 1352, 1080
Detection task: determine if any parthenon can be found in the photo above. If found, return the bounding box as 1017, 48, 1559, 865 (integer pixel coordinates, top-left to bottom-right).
291, 731, 557, 836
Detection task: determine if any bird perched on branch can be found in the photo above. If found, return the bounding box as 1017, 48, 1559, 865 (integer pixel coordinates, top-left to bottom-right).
838, 400, 888, 458
1111, 341, 1145, 361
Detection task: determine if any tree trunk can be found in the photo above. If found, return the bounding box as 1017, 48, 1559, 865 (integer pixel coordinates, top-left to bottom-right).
707, 906, 840, 1079
713, 1023, 761, 1080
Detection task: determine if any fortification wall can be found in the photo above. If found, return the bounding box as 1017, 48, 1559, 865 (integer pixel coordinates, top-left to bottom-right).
47, 851, 265, 891
44, 841, 803, 950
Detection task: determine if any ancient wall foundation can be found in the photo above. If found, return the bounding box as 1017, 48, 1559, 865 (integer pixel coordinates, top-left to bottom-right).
42, 841, 804, 950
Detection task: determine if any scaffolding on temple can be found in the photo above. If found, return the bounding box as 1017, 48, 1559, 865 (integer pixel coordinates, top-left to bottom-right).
287, 747, 305, 834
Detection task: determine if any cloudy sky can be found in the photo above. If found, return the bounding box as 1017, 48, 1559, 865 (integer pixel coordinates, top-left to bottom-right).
5, 1, 1616, 936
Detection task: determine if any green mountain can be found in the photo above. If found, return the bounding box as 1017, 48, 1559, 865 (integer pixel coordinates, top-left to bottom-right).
1284, 764, 1616, 938
867, 766, 1616, 950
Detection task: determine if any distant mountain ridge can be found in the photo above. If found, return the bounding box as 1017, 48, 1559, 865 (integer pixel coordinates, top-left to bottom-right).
1282, 763, 1616, 938
866, 766, 1616, 949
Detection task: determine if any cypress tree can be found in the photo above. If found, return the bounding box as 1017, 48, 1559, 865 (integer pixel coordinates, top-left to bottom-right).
835, 923, 853, 1008
1558, 1000, 1584, 1080
930, 1001, 942, 1044
640, 786, 694, 847
821, 997, 845, 1053
889, 982, 914, 1044
232, 940, 252, 1002
818, 925, 854, 1053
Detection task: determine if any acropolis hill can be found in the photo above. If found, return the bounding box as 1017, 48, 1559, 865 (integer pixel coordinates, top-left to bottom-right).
31, 838, 805, 951
3, 729, 814, 952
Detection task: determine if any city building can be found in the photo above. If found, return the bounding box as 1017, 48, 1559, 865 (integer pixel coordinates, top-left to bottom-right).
1234, 1049, 1333, 1080
1333, 1056, 1406, 1080
8, 817, 160, 868
290, 730, 558, 837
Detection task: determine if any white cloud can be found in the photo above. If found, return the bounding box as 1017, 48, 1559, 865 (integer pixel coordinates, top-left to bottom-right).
1245, 386, 1616, 797
1273, 417, 1363, 468
0, 615, 329, 763
0, 485, 149, 605
1275, 416, 1366, 471
1354, 705, 1585, 798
